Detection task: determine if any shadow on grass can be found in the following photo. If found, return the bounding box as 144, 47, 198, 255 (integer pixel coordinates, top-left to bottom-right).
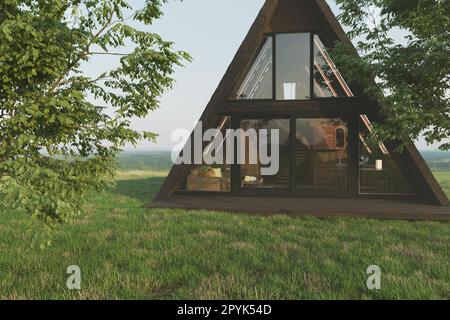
115, 176, 166, 204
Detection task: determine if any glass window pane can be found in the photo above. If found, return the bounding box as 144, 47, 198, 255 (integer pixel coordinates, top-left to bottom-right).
276, 33, 310, 100
296, 118, 349, 190
233, 37, 273, 100
313, 35, 353, 98
181, 117, 231, 192
359, 116, 413, 194
240, 119, 290, 189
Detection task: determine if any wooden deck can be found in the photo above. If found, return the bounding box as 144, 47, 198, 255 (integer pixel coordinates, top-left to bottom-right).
149, 196, 450, 222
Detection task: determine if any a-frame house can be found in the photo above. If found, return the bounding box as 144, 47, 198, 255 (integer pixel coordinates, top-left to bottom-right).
150, 0, 450, 221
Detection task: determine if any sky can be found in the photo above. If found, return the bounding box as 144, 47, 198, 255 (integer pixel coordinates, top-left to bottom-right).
82, 0, 444, 151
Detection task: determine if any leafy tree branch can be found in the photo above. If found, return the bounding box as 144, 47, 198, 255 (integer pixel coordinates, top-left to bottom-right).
0, 0, 191, 223
333, 0, 449, 151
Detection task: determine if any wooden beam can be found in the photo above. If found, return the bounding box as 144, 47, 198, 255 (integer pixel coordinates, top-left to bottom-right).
149, 195, 450, 222
220, 97, 377, 115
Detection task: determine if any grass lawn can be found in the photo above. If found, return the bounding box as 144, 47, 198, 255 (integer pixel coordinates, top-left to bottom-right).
0, 170, 449, 300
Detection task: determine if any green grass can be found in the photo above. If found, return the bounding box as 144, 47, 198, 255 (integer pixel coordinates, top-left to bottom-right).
433, 171, 450, 194
0, 170, 449, 300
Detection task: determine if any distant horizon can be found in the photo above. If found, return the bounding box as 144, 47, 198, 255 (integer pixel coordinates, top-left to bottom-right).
120, 148, 450, 153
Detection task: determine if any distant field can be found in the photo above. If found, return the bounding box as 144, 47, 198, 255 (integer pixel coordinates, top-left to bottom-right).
422, 151, 450, 171
118, 151, 172, 172
0, 152, 449, 300
118, 150, 450, 171
434, 171, 450, 195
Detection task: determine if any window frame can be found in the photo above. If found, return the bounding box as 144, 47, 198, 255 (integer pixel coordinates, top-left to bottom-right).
230, 35, 275, 101
274, 32, 311, 101
175, 114, 419, 201
229, 32, 357, 103
175, 31, 419, 201
357, 116, 417, 196
233, 114, 357, 198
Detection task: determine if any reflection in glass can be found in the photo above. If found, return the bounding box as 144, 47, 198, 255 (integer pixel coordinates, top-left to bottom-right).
295, 119, 348, 190
276, 33, 310, 100
240, 119, 290, 189
234, 37, 273, 100
182, 117, 231, 192
359, 118, 412, 194
313, 35, 352, 98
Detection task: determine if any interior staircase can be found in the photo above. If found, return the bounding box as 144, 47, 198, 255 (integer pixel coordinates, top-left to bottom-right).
275, 141, 309, 187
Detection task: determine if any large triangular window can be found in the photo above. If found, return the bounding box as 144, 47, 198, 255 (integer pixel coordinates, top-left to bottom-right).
313, 35, 352, 98
231, 34, 355, 101
359, 115, 413, 194
232, 36, 273, 100
275, 33, 311, 100
178, 117, 232, 193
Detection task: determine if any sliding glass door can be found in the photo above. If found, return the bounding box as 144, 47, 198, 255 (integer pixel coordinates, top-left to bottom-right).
236, 117, 351, 195
295, 118, 349, 192
239, 118, 291, 190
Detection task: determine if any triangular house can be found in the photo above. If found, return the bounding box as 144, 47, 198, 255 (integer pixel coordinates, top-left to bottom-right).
151, 0, 450, 220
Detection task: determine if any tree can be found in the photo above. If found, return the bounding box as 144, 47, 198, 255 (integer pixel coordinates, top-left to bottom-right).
332, 0, 449, 150
0, 0, 190, 222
